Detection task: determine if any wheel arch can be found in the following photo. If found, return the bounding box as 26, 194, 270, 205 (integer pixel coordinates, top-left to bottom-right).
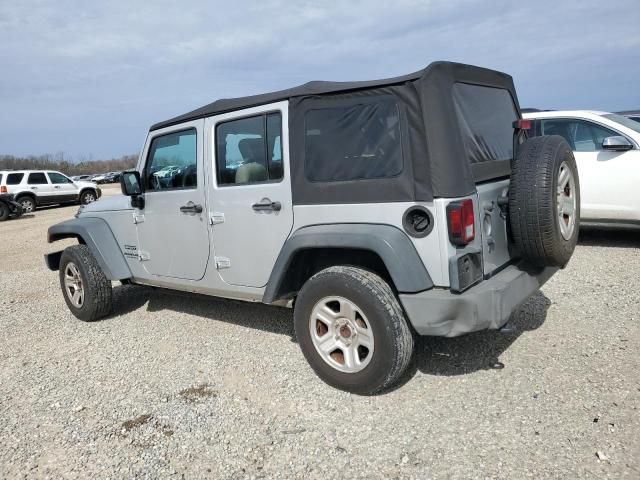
262, 224, 433, 304
15, 191, 37, 204
45, 217, 132, 281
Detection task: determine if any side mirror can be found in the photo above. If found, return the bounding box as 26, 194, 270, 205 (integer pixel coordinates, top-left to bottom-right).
602, 136, 633, 152
120, 171, 145, 209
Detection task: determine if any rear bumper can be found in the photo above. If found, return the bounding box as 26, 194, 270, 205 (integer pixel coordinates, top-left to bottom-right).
399, 262, 557, 337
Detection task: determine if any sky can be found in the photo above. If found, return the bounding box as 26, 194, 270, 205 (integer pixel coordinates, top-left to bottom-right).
0, 0, 639, 160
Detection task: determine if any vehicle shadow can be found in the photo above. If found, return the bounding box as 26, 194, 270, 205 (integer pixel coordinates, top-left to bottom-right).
109, 284, 295, 338
578, 228, 640, 249
109, 284, 550, 391
388, 291, 551, 391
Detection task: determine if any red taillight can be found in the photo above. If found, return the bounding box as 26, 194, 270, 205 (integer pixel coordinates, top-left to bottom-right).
447, 199, 475, 246
0, 186, 6, 194
513, 119, 531, 130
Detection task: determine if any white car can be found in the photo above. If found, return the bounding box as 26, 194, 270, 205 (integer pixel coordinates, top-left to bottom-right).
523, 110, 640, 229
0, 170, 102, 213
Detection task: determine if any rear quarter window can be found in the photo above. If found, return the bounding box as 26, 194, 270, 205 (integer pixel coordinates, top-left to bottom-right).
452, 83, 518, 180
6, 173, 25, 185
304, 99, 403, 182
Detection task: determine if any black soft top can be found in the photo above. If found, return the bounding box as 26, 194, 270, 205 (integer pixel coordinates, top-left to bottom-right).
150, 61, 521, 202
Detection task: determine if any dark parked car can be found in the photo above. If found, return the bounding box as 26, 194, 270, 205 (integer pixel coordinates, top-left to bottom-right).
616, 110, 640, 123
0, 193, 23, 221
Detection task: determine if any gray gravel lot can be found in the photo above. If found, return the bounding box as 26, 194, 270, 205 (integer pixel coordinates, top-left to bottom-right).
1, 186, 639, 479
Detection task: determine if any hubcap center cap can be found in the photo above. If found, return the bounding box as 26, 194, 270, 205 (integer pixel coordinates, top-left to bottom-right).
339, 324, 352, 339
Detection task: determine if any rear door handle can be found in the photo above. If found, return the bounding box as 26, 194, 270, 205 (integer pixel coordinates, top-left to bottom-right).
252, 199, 281, 212
179, 202, 203, 214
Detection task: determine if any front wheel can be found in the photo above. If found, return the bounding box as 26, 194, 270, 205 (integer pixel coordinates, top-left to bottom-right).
294, 266, 414, 394
59, 245, 112, 321
80, 190, 97, 205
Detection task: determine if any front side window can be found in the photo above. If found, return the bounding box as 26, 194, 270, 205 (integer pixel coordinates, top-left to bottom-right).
48, 172, 72, 184
541, 119, 620, 152
216, 112, 283, 186
6, 173, 24, 185
145, 129, 197, 191
452, 83, 518, 164
304, 100, 403, 183
28, 172, 48, 184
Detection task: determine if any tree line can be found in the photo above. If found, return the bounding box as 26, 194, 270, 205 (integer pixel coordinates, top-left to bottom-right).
0, 153, 139, 176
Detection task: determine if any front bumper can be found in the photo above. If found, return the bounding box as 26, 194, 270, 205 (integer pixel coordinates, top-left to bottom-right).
399, 262, 557, 337
96, 187, 102, 198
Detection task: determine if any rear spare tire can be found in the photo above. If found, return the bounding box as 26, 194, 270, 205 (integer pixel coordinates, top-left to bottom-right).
509, 135, 580, 268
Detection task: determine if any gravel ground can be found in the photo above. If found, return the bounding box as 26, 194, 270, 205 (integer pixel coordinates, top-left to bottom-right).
1, 186, 639, 479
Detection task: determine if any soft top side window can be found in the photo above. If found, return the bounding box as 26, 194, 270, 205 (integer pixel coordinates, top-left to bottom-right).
304, 99, 403, 183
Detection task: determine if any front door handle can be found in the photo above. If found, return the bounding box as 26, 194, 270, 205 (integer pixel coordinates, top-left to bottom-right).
179, 201, 203, 214
252, 199, 282, 212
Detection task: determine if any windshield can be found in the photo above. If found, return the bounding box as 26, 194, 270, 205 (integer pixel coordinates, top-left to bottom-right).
602, 113, 640, 134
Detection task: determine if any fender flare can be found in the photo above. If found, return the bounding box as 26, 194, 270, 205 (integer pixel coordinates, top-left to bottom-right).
45, 217, 132, 281
263, 223, 433, 303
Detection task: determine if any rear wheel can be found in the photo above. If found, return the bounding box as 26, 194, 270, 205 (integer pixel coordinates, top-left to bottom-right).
16, 196, 35, 213
294, 266, 414, 394
59, 245, 112, 321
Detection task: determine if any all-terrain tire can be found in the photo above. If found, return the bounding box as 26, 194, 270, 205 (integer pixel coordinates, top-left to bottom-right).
509, 135, 580, 268
59, 245, 112, 321
0, 202, 9, 221
294, 266, 414, 395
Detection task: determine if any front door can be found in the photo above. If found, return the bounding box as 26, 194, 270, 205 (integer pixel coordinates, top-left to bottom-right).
135, 120, 210, 280
47, 172, 78, 203
206, 101, 293, 288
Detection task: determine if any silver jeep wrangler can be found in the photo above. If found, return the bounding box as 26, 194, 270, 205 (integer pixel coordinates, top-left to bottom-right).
45, 62, 580, 394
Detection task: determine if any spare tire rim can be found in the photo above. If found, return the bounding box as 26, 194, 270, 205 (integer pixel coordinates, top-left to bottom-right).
557, 161, 577, 240
64, 262, 85, 308
309, 296, 374, 373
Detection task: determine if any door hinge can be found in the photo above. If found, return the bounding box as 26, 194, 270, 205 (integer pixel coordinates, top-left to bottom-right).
138, 250, 150, 261
215, 256, 230, 269
209, 212, 225, 225
133, 212, 145, 224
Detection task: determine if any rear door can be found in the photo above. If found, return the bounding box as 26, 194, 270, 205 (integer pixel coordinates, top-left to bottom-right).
26, 172, 53, 203
205, 101, 293, 288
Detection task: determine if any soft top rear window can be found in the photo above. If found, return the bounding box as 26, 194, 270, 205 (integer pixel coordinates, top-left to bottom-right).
452, 83, 518, 181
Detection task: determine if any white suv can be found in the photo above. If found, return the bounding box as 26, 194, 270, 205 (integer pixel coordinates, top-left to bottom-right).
0, 170, 101, 213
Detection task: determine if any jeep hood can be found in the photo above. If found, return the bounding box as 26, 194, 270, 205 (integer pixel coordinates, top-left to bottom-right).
79, 195, 132, 214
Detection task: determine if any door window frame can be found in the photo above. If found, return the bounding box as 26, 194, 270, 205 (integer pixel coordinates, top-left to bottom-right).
210, 101, 289, 190
214, 110, 284, 187
537, 117, 637, 151
142, 127, 200, 193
